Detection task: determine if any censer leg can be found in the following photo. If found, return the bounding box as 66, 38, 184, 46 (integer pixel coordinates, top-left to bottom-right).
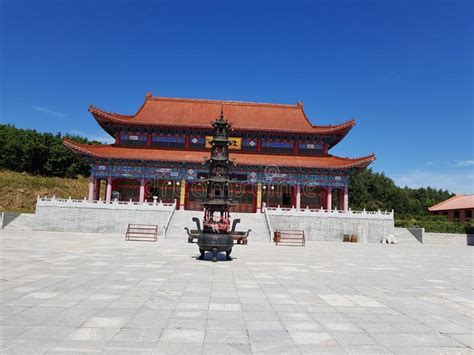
211, 248, 218, 262
226, 249, 232, 261
199, 249, 205, 260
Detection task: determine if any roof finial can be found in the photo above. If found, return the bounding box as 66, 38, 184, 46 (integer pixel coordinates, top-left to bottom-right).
146, 92, 153, 99
297, 100, 303, 108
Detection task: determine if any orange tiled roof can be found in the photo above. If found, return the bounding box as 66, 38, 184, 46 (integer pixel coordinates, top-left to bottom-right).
428, 195, 474, 211
64, 140, 375, 170
89, 94, 356, 135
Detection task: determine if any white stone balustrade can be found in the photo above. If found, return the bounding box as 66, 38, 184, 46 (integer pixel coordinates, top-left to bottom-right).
36, 196, 175, 211
265, 206, 393, 220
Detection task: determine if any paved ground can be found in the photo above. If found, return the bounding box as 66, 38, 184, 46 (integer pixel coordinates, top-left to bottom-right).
0, 230, 472, 354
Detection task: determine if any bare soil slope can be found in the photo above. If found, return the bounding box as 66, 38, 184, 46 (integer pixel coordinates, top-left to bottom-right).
0, 170, 88, 213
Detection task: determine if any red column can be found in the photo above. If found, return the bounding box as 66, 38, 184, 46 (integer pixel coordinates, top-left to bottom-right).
88, 175, 95, 201
326, 186, 332, 211
296, 184, 301, 209
139, 178, 145, 203
257, 139, 262, 152
185, 136, 190, 149
294, 141, 298, 154
147, 134, 152, 147
106, 176, 112, 203
343, 185, 349, 211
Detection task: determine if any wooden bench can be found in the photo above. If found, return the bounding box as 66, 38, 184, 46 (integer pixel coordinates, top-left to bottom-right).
274, 229, 305, 247
125, 224, 158, 242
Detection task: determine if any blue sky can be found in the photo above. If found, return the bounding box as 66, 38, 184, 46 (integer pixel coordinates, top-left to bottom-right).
1, 0, 473, 193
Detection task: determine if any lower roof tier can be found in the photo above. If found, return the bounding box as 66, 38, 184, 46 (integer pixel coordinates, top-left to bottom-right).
64, 139, 375, 170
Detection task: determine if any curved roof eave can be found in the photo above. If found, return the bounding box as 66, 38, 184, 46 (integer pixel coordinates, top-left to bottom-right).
63, 139, 376, 170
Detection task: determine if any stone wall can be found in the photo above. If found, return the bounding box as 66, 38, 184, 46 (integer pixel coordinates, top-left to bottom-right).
0, 212, 20, 229
34, 197, 175, 234
266, 208, 394, 243
407, 227, 424, 243
1, 213, 35, 231
423, 232, 473, 246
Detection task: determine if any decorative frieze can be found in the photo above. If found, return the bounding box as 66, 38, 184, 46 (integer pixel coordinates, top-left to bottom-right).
90, 163, 349, 187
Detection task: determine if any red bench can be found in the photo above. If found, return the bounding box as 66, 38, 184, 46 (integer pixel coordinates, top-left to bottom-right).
274, 229, 305, 247
125, 224, 158, 242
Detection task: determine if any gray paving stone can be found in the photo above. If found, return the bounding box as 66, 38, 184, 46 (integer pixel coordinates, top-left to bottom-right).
152, 342, 202, 354
204, 330, 249, 344
203, 343, 252, 354
1, 339, 58, 354
83, 316, 128, 328
66, 327, 120, 342
112, 327, 162, 342
125, 316, 168, 329
288, 331, 336, 345
160, 329, 205, 343
166, 317, 207, 330
102, 340, 156, 352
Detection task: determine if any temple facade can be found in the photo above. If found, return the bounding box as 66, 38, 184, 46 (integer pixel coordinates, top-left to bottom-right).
64, 93, 375, 213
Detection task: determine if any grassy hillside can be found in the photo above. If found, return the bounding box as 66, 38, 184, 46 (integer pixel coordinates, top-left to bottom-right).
0, 170, 89, 213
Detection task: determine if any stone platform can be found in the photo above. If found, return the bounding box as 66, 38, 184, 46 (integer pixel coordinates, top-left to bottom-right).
0, 230, 472, 354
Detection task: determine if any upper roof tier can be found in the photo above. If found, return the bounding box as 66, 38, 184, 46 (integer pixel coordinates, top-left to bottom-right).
64, 139, 375, 170
90, 93, 356, 137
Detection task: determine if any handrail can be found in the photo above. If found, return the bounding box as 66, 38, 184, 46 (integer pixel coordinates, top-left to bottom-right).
36, 196, 175, 210
264, 206, 394, 219
163, 200, 177, 238
263, 208, 273, 242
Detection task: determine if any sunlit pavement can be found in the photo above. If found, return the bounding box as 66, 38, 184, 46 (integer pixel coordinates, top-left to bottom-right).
0, 230, 472, 354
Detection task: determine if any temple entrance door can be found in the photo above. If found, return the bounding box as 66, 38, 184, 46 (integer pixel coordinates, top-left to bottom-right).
115, 178, 140, 202
146, 179, 180, 205
185, 182, 205, 211
230, 183, 256, 213
300, 186, 324, 209
262, 184, 292, 208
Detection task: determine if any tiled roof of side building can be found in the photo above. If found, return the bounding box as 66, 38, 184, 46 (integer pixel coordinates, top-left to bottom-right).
89, 94, 356, 135
428, 195, 474, 211
63, 140, 375, 170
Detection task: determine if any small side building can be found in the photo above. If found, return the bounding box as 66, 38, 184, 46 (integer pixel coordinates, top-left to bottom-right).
428, 195, 474, 223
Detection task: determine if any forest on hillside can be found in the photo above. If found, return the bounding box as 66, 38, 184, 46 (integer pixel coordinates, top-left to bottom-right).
0, 124, 98, 177
1, 124, 468, 232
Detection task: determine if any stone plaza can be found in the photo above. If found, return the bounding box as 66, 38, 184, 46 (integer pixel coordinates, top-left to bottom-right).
0, 230, 472, 354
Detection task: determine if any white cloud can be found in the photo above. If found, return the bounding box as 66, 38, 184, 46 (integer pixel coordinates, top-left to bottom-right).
451, 160, 474, 167
33, 106, 67, 118
392, 170, 474, 194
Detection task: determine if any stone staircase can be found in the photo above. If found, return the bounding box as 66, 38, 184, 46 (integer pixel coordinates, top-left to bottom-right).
233, 212, 270, 242
1, 213, 35, 231
393, 227, 422, 244
165, 210, 201, 239
165, 210, 270, 242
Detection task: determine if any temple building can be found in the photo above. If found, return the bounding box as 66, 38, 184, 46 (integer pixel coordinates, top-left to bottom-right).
64, 93, 375, 213
429, 195, 474, 223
